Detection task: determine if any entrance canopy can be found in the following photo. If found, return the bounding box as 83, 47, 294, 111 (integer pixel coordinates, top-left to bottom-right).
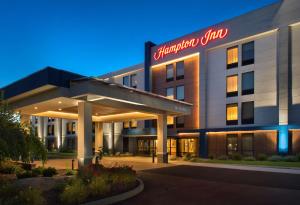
1, 67, 192, 165
2, 67, 192, 122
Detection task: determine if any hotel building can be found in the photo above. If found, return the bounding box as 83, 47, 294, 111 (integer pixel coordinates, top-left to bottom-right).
2, 0, 300, 161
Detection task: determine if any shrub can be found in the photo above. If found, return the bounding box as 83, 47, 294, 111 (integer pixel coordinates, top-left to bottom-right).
0, 161, 23, 174
60, 179, 88, 205
243, 156, 256, 161
268, 155, 283, 162
189, 158, 197, 162
18, 187, 45, 205
283, 155, 298, 162
89, 176, 111, 197
32, 167, 44, 176
16, 170, 36, 179
208, 155, 214, 160
296, 153, 300, 161
21, 163, 33, 171
65, 169, 76, 176
257, 153, 267, 161
42, 167, 57, 177
183, 153, 192, 161
231, 153, 242, 160
217, 155, 229, 160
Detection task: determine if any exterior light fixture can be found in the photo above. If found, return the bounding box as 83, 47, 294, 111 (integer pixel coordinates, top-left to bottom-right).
58, 101, 62, 104
58, 108, 62, 111
34, 107, 38, 110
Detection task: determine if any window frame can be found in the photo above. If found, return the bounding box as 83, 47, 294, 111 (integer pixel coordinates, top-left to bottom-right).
130, 74, 137, 88
166, 87, 174, 99
226, 74, 238, 97
242, 41, 255, 66
166, 64, 174, 82
241, 133, 254, 156
226, 103, 238, 125
176, 85, 185, 101
226, 46, 239, 69
241, 101, 254, 124
226, 134, 238, 155
176, 61, 184, 80
242, 71, 254, 95
123, 75, 130, 86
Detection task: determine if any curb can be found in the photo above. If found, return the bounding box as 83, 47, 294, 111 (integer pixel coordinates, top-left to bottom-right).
81, 178, 144, 205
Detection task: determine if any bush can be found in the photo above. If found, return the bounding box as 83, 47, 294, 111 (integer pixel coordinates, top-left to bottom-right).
257, 153, 267, 161
183, 153, 192, 161
60, 179, 88, 205
18, 187, 45, 205
268, 155, 283, 162
32, 167, 44, 176
283, 155, 298, 162
217, 155, 229, 160
231, 153, 242, 160
42, 167, 57, 177
243, 156, 256, 161
296, 153, 300, 161
16, 170, 36, 179
208, 155, 214, 160
65, 169, 76, 176
0, 161, 23, 174
89, 176, 111, 197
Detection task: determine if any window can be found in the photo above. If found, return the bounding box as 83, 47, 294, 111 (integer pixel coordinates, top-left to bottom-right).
226, 75, 238, 97
242, 101, 254, 124
242, 71, 254, 95
67, 122, 76, 135
242, 133, 254, 156
227, 134, 238, 155
176, 61, 184, 80
242, 41, 254, 66
166, 87, 174, 99
123, 75, 130, 86
47, 125, 54, 136
227, 46, 238, 69
167, 116, 174, 128
176, 116, 184, 128
130, 74, 137, 88
176, 85, 184, 101
226, 104, 238, 125
123, 121, 130, 129
166, 64, 174, 82
130, 120, 137, 128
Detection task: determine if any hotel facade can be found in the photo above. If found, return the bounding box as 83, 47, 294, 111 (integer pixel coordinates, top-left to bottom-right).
2, 0, 300, 161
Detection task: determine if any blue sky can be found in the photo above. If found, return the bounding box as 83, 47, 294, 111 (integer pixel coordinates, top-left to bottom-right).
0, 0, 277, 87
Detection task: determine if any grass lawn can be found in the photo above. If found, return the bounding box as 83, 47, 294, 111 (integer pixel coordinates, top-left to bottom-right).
47, 152, 76, 159
191, 158, 300, 168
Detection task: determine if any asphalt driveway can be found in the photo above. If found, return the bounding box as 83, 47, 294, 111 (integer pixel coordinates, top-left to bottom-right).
117, 165, 300, 205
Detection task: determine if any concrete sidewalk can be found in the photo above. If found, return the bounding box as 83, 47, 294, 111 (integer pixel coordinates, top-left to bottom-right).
172, 160, 300, 175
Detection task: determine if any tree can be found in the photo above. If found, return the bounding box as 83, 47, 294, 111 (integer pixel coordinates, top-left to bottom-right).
0, 98, 47, 164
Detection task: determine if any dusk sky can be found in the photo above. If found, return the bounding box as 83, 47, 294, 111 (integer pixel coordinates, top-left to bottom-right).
0, 0, 277, 87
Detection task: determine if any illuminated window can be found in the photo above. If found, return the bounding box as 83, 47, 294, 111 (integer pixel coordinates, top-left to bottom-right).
166, 87, 174, 99
176, 61, 184, 80
167, 116, 174, 128
130, 120, 137, 128
226, 75, 238, 97
47, 124, 54, 136
123, 121, 130, 129
242, 41, 254, 66
123, 76, 130, 86
130, 74, 137, 88
227, 134, 238, 155
227, 46, 238, 69
176, 85, 184, 101
242, 71, 254, 95
67, 122, 76, 134
176, 116, 184, 128
226, 104, 238, 125
242, 133, 254, 156
166, 64, 174, 82
242, 101, 254, 124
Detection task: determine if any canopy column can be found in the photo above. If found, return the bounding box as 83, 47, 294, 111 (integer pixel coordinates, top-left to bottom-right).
157, 114, 168, 163
77, 101, 93, 167
95, 122, 103, 153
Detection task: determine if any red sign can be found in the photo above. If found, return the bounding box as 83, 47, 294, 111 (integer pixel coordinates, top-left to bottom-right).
153, 28, 229, 61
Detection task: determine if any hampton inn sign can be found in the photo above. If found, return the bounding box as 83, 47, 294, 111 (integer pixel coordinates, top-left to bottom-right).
153, 28, 229, 61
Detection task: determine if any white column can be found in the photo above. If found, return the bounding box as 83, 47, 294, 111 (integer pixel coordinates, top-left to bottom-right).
157, 114, 168, 163
61, 119, 67, 149
43, 117, 48, 145
77, 102, 93, 167
95, 122, 103, 153
55, 118, 62, 150
37, 117, 44, 141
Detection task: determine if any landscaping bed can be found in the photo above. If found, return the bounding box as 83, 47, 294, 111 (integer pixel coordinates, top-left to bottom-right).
182, 153, 300, 168
0, 161, 138, 205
